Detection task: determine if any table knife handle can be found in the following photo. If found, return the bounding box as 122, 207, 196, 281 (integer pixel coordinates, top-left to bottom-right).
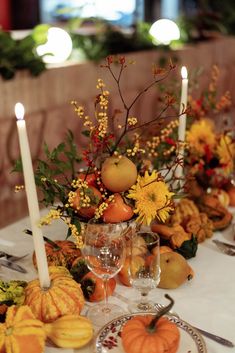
194, 327, 234, 347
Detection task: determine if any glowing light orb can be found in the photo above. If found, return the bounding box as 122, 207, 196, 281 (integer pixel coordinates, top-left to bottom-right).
149, 19, 180, 45
36, 27, 73, 64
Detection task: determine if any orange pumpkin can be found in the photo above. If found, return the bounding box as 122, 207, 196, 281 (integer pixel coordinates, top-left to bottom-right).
121, 295, 180, 353
0, 305, 45, 353
32, 240, 81, 270
24, 272, 85, 323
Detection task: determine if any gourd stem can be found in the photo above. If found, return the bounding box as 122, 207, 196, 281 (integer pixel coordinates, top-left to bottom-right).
24, 229, 61, 250
148, 294, 174, 332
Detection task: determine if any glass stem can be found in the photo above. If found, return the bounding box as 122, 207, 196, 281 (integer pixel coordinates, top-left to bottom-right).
138, 291, 151, 311
103, 277, 109, 307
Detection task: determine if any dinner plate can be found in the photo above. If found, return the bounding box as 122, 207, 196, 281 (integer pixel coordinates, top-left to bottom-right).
95, 313, 207, 353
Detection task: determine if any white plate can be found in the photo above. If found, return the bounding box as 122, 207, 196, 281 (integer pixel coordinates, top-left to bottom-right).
95, 313, 207, 353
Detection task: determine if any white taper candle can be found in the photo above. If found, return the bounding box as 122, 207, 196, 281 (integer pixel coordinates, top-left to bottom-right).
15, 102, 50, 289
176, 66, 188, 179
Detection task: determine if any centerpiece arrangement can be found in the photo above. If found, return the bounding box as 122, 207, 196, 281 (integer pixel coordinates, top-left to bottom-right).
16, 55, 184, 247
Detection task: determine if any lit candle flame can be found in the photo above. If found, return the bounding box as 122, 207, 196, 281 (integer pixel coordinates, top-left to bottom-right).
181, 66, 188, 80
15, 102, 25, 120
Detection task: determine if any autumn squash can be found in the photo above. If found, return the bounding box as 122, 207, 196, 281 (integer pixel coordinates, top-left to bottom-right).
44, 314, 93, 348
197, 194, 233, 230
24, 272, 85, 323
32, 240, 81, 270
185, 213, 213, 243
0, 305, 45, 353
122, 295, 180, 353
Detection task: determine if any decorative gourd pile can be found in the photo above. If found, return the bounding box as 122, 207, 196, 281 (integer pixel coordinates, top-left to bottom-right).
0, 305, 93, 353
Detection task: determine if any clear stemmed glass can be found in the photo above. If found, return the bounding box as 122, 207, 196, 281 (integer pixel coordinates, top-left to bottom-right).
128, 230, 161, 312
82, 219, 126, 327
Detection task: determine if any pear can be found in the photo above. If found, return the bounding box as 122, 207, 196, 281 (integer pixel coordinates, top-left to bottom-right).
158, 251, 194, 289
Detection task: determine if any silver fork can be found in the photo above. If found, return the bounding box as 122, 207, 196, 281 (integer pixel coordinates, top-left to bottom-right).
154, 303, 234, 347
0, 251, 28, 262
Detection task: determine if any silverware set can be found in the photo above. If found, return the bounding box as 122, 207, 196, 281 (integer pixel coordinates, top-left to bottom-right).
0, 251, 28, 273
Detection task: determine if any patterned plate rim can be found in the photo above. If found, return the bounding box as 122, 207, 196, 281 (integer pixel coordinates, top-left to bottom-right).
95, 312, 207, 353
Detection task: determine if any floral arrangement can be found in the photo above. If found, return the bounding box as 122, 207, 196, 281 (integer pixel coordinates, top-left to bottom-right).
14, 56, 185, 247
142, 65, 235, 190
186, 118, 235, 188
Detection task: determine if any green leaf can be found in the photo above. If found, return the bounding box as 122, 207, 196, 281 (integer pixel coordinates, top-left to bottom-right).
11, 158, 23, 173
176, 236, 198, 259
31, 24, 50, 45
81, 130, 90, 137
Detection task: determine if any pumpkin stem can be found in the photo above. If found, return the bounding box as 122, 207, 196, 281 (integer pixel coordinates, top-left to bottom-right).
148, 294, 174, 332
24, 229, 61, 250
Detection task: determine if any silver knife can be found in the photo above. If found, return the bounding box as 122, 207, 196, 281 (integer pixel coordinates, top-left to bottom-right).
213, 239, 235, 250
0, 258, 27, 273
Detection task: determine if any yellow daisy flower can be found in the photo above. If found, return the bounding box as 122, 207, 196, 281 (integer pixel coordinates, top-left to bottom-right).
217, 135, 235, 175
186, 119, 216, 155
127, 170, 174, 225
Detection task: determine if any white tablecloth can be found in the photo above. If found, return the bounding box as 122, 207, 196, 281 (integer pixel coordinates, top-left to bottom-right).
0, 209, 235, 353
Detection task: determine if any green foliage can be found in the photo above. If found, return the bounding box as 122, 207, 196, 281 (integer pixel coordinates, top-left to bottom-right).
13, 130, 82, 208
176, 236, 198, 259
0, 30, 46, 80
70, 20, 155, 62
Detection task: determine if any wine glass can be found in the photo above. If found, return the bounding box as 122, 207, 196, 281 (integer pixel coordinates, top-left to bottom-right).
82, 219, 126, 326
127, 230, 161, 312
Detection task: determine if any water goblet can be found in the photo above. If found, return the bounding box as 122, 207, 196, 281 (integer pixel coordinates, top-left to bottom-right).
127, 230, 161, 312
82, 219, 126, 326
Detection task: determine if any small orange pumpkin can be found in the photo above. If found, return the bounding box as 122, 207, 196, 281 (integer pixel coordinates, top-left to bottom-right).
32, 240, 81, 269
122, 295, 180, 353
24, 272, 85, 323
0, 305, 45, 353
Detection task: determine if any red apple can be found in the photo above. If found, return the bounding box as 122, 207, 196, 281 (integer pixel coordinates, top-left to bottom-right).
71, 186, 102, 219
101, 155, 137, 192
102, 193, 134, 223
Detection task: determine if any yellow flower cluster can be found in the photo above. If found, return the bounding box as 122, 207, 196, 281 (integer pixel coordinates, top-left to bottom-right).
127, 116, 138, 126
215, 91, 232, 112
186, 119, 216, 155
126, 133, 145, 157
68, 179, 92, 210
14, 185, 24, 193
217, 134, 235, 175
39, 209, 62, 226
66, 221, 83, 248
94, 194, 114, 219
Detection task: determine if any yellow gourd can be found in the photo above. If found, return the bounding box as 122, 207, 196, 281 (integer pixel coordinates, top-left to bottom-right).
0, 305, 45, 353
44, 314, 93, 348
24, 272, 85, 323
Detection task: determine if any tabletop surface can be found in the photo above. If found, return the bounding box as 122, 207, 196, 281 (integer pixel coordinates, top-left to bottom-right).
0, 209, 235, 353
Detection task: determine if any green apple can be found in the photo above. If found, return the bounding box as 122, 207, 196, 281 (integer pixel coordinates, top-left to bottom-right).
101, 155, 137, 192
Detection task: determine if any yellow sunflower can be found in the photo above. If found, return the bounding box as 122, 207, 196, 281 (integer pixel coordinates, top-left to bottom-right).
216, 134, 235, 175
186, 119, 216, 155
127, 170, 174, 225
